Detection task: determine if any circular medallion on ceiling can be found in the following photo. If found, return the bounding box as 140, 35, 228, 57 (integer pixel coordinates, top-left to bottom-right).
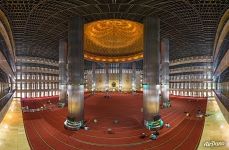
84, 19, 143, 62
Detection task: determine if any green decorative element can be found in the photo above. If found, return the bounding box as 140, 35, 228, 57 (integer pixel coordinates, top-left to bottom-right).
144, 119, 164, 130
142, 83, 150, 90
57, 102, 66, 108
64, 117, 84, 130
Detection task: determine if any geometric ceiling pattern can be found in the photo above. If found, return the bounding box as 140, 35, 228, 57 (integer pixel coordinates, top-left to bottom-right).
0, 0, 228, 61
85, 19, 143, 56
84, 19, 143, 62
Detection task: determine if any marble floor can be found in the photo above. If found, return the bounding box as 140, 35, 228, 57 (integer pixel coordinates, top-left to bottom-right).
198, 97, 229, 150
0, 98, 30, 150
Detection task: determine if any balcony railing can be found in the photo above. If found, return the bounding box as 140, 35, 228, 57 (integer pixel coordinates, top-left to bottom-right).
170, 56, 212, 66
170, 66, 212, 74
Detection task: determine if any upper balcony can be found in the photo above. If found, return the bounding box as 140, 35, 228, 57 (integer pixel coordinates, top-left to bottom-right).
170, 56, 212, 67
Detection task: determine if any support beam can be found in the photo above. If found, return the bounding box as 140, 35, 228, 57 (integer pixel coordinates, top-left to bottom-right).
59, 39, 68, 105
160, 38, 170, 107
143, 16, 163, 130
64, 16, 84, 130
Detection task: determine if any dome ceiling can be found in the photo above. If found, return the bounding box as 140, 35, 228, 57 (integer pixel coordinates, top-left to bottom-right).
0, 0, 229, 61
84, 19, 143, 62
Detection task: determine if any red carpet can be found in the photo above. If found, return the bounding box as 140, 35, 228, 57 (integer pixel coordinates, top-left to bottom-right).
22, 93, 207, 150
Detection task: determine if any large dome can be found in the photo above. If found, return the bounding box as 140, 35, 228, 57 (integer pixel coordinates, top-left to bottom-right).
84, 19, 143, 62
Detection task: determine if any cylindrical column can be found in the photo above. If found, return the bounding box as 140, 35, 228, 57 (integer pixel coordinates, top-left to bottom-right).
105, 63, 109, 91
40, 74, 42, 97
59, 39, 68, 105
119, 63, 122, 91
143, 16, 163, 130
29, 74, 32, 98
160, 38, 170, 107
34, 74, 37, 97
20, 60, 22, 98
92, 62, 96, 92
64, 16, 84, 130
132, 62, 136, 92
51, 76, 53, 96
52, 76, 55, 96
25, 73, 27, 98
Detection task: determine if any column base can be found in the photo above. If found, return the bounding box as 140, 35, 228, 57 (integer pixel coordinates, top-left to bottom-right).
57, 102, 66, 108
144, 118, 164, 130
163, 100, 171, 108
64, 118, 84, 130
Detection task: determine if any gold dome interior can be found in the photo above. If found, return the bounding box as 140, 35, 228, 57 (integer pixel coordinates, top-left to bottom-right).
84, 19, 143, 62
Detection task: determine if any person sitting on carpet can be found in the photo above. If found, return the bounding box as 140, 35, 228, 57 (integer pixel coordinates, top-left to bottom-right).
150, 133, 157, 140
153, 130, 159, 136
140, 133, 147, 138
165, 123, 171, 128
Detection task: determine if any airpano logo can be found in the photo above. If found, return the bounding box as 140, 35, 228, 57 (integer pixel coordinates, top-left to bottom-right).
203, 141, 225, 147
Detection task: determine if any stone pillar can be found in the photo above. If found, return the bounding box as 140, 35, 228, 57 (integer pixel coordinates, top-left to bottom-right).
143, 16, 163, 130
161, 38, 170, 107
105, 63, 109, 91
64, 16, 84, 130
59, 39, 68, 105
119, 63, 122, 91
92, 62, 96, 92
132, 62, 136, 92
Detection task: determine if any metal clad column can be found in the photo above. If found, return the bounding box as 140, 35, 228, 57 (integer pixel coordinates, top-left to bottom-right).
119, 63, 122, 91
161, 38, 170, 107
35, 74, 37, 97
143, 16, 163, 130
39, 74, 42, 97
105, 63, 109, 91
25, 73, 27, 97
59, 39, 68, 105
92, 62, 96, 92
64, 16, 84, 130
29, 74, 32, 98
132, 62, 136, 92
